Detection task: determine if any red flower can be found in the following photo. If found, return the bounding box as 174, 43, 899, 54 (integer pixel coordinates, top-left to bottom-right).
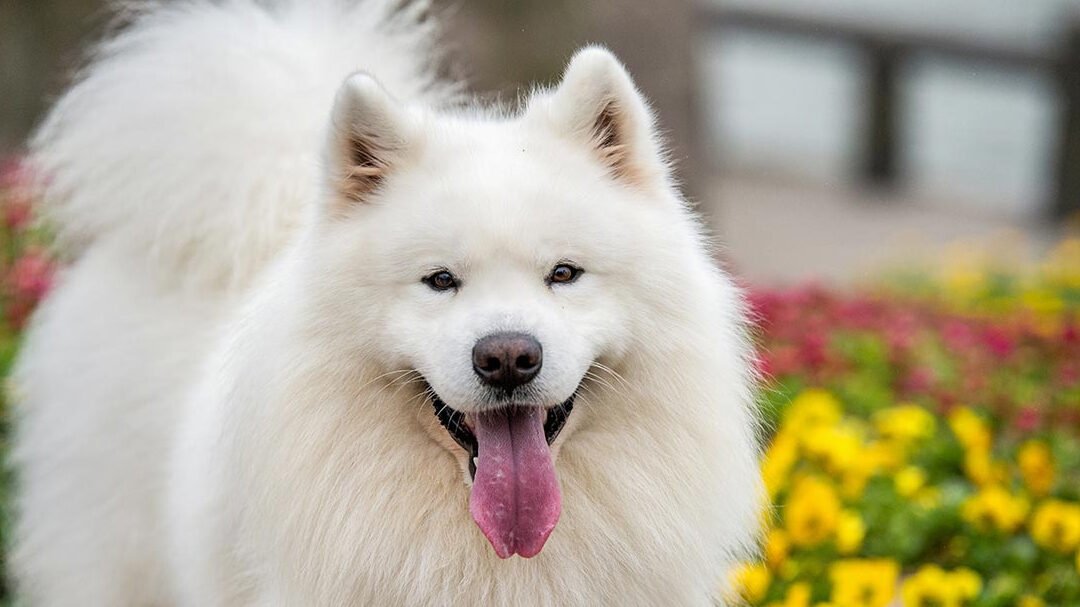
981, 326, 1015, 358
1013, 406, 1043, 433
0, 157, 33, 191
9, 251, 54, 301
4, 194, 32, 230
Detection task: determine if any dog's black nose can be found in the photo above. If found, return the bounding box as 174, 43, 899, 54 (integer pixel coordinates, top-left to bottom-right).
472, 332, 542, 391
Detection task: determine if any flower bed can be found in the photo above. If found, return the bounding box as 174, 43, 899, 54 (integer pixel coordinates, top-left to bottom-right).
735, 245, 1080, 607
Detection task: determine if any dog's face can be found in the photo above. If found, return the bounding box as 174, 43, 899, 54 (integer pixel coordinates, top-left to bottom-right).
306, 48, 686, 559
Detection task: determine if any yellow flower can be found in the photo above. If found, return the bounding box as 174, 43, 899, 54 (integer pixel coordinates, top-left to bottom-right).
962, 449, 1007, 487
1018, 440, 1055, 497
875, 405, 936, 445
951, 568, 982, 600
730, 562, 771, 604
948, 407, 991, 452
785, 476, 842, 547
836, 511, 865, 554
942, 251, 987, 301
1020, 288, 1065, 315
1030, 499, 1080, 553
962, 486, 1028, 534
801, 424, 863, 477
829, 559, 899, 607
1042, 237, 1080, 288
915, 487, 942, 510
894, 466, 927, 498
765, 582, 813, 607
764, 528, 790, 570
1017, 596, 1046, 607
901, 565, 982, 607
763, 430, 799, 498
782, 583, 812, 607
785, 389, 843, 430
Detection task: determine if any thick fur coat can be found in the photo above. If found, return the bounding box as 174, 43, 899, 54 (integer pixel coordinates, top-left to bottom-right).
10, 1, 762, 604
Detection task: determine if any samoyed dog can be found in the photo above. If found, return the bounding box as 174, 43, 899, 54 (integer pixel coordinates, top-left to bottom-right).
10, 0, 762, 604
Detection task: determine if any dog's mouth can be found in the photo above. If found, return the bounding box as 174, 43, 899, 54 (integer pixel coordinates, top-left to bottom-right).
427, 385, 576, 559
430, 391, 576, 479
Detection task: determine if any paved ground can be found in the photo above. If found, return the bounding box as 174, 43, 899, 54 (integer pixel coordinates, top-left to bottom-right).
702, 171, 1070, 286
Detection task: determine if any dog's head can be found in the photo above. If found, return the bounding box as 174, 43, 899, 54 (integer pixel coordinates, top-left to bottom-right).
303, 47, 706, 558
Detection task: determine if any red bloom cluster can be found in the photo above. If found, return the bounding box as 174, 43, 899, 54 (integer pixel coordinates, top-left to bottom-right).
747, 283, 1080, 435
0, 157, 56, 329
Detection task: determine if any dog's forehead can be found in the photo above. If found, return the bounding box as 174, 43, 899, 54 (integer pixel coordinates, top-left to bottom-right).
409, 122, 606, 214
366, 116, 632, 262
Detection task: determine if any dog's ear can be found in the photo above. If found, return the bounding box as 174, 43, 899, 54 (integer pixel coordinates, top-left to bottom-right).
535, 47, 665, 188
326, 73, 409, 207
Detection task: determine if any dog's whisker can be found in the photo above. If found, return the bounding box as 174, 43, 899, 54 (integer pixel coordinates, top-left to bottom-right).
591, 362, 632, 391
582, 370, 626, 399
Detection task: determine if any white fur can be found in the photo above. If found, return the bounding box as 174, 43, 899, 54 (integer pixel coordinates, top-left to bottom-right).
11, 1, 763, 605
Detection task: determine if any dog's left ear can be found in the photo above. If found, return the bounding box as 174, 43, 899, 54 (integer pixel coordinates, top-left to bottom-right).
533, 47, 665, 188
326, 73, 411, 209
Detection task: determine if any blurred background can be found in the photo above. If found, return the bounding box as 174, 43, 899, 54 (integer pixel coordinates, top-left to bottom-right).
1, 1, 1078, 604
4, 0, 1080, 284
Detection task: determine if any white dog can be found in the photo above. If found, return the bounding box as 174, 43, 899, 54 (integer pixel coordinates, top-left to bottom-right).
10, 0, 762, 604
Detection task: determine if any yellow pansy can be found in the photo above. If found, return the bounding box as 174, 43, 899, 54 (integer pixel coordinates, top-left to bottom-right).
962, 449, 1007, 487
1017, 596, 1046, 607
784, 389, 843, 430
729, 562, 771, 604
836, 511, 865, 554
1017, 440, 1055, 497
961, 485, 1028, 534
763, 430, 799, 498
915, 487, 942, 509
764, 528, 790, 570
829, 559, 899, 607
1041, 237, 1080, 288
894, 466, 927, 498
765, 582, 812, 607
785, 476, 842, 547
801, 424, 863, 477
863, 439, 907, 473
1029, 499, 1080, 553
900, 565, 982, 607
942, 249, 987, 301
874, 405, 936, 446
948, 407, 991, 452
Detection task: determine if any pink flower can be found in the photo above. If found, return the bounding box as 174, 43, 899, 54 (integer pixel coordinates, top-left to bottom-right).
982, 326, 1015, 358
900, 366, 935, 395
1063, 322, 1078, 346
9, 251, 54, 301
942, 320, 976, 350
1, 157, 39, 230
0, 157, 30, 188
1013, 406, 1042, 433
4, 194, 32, 230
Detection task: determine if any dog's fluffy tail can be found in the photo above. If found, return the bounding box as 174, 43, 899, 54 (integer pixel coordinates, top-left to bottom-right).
32, 0, 452, 290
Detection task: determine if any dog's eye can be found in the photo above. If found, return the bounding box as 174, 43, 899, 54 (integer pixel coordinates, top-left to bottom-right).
547, 263, 583, 286
423, 270, 459, 292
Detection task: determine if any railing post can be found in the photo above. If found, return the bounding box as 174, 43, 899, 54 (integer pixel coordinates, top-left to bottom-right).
862, 42, 900, 187
1053, 20, 1080, 220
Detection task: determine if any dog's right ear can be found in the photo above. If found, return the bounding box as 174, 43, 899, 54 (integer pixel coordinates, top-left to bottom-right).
326, 73, 409, 208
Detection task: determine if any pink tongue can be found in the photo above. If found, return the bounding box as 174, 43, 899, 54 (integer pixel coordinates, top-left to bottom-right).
469, 407, 561, 558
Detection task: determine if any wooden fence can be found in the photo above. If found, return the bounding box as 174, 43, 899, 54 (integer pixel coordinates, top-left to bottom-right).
698, 5, 1080, 220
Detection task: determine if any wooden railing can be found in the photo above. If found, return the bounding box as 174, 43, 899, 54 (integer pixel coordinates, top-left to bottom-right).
698, 5, 1079, 220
